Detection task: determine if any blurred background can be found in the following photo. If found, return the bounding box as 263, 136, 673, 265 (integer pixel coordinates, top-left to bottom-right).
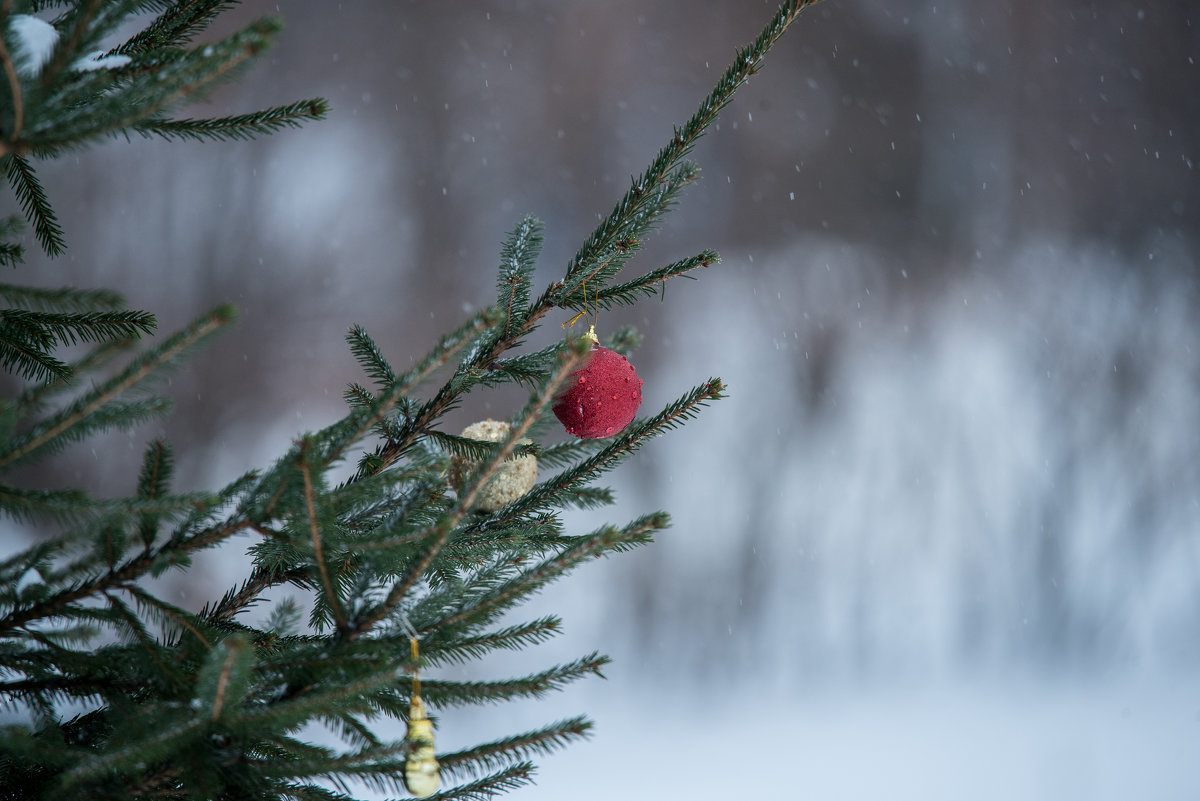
13, 0, 1200, 798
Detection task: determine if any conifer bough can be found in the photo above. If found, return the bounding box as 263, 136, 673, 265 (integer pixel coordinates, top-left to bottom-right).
0, 1, 820, 798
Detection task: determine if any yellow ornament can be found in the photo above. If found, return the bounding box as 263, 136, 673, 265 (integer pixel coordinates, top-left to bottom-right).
447, 419, 537, 512
404, 637, 440, 797
404, 695, 439, 797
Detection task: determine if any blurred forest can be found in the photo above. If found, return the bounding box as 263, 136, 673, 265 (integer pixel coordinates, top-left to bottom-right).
11, 0, 1199, 686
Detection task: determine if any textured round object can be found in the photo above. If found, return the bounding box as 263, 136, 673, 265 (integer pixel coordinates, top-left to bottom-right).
447, 419, 537, 512
553, 345, 643, 438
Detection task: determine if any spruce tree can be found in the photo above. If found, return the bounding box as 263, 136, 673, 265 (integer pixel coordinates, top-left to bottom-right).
0, 2, 818, 798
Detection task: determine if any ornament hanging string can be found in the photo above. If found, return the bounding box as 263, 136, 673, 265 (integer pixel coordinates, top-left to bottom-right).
561, 277, 600, 344
409, 635, 422, 701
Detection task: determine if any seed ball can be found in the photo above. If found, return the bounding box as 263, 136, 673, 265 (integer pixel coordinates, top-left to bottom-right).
552, 345, 642, 439
447, 419, 537, 512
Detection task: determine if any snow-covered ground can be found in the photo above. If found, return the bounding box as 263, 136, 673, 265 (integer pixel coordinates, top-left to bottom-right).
487, 675, 1200, 801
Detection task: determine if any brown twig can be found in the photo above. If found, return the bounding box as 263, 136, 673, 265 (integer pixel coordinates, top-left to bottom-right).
0, 515, 250, 633
0, 0, 24, 143
300, 449, 346, 630
0, 310, 230, 470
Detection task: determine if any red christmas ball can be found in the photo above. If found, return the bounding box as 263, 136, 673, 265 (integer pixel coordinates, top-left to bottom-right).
553, 345, 643, 438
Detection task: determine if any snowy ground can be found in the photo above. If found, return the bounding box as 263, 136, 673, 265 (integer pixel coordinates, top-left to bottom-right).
463, 675, 1200, 801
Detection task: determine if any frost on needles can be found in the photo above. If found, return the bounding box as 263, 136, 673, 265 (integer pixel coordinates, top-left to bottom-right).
0, 2, 819, 799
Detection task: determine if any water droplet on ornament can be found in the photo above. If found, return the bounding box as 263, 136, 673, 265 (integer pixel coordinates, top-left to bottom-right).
576, 404, 584, 416
611, 394, 617, 400
579, 376, 587, 383
605, 426, 613, 434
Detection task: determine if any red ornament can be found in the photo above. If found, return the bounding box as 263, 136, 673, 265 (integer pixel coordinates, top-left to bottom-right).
553, 343, 643, 438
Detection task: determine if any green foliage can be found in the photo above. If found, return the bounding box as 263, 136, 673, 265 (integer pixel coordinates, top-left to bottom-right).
4, 154, 63, 256
0, 0, 327, 453
133, 99, 332, 144
0, 1, 819, 799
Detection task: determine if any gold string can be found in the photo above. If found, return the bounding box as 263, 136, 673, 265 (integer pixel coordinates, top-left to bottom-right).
410, 635, 421, 699
561, 277, 600, 343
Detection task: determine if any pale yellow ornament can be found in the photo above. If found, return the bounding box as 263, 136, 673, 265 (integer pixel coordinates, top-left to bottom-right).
404, 695, 439, 797
447, 419, 537, 512
404, 636, 440, 797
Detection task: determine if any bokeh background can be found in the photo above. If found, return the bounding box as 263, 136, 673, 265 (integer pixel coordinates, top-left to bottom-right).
13, 0, 1200, 798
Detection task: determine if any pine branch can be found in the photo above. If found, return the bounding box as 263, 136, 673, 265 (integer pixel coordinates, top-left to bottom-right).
423, 429, 504, 463
57, 710, 207, 789
15, 337, 138, 413
0, 304, 233, 469
427, 513, 668, 636
345, 324, 397, 389
254, 741, 411, 796
437, 716, 591, 780
0, 537, 61, 590
32, 18, 285, 151
135, 437, 173, 545
0, 282, 125, 311
202, 564, 314, 627
558, 161, 701, 302
532, 437, 606, 469
399, 308, 501, 392
547, 485, 614, 511
421, 616, 562, 668
416, 762, 535, 801
278, 784, 354, 801
342, 309, 500, 482
3, 395, 173, 465
481, 344, 562, 389
0, 308, 156, 347
3, 153, 65, 256
299, 443, 347, 631
0, 483, 213, 525
321, 713, 385, 750
0, 239, 22, 267
535, 0, 817, 313
0, 512, 248, 633
35, 0, 122, 91
117, 0, 243, 55
342, 381, 373, 410
495, 215, 542, 339
122, 584, 216, 652
442, 518, 572, 559
103, 591, 189, 691
421, 653, 608, 706
194, 633, 255, 720
232, 663, 405, 732
576, 250, 718, 311
133, 98, 330, 143
0, 674, 139, 704
0, 326, 71, 382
